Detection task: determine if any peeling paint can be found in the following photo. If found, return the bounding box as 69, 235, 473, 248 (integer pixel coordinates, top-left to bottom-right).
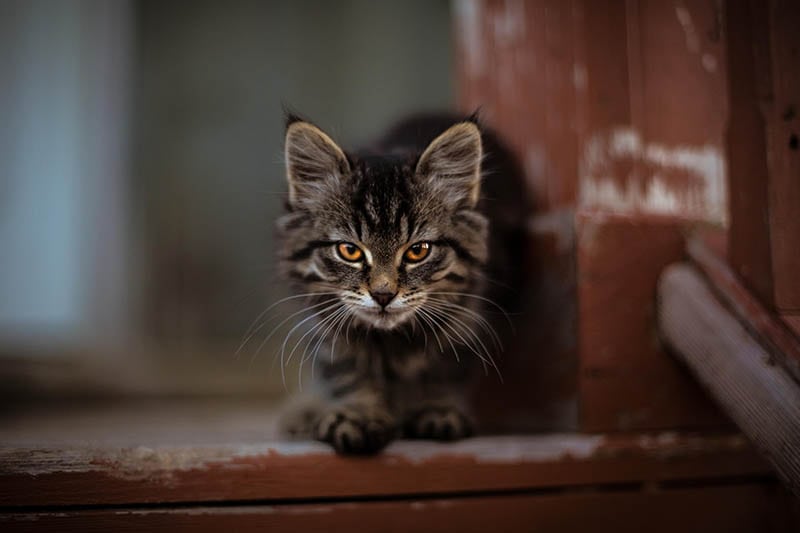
0, 432, 755, 487
675, 6, 701, 53
385, 434, 605, 464
454, 0, 485, 78
675, 5, 720, 75
702, 53, 718, 72
0, 441, 330, 479
493, 0, 526, 46
529, 210, 575, 255
118, 507, 279, 516
525, 146, 547, 189
579, 128, 727, 223
0, 436, 608, 479
410, 500, 456, 511
2, 512, 68, 522
573, 63, 588, 91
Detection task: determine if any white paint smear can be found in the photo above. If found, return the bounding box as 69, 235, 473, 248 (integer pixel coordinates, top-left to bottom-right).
579, 128, 727, 223
454, 0, 485, 78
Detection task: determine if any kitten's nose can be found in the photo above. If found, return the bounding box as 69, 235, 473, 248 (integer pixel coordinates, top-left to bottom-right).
370, 290, 397, 309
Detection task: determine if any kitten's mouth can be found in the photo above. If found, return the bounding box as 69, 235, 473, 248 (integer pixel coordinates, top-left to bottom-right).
355, 307, 414, 330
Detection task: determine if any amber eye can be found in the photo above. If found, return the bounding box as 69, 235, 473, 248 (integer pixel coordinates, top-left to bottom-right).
404, 242, 431, 263
336, 242, 363, 262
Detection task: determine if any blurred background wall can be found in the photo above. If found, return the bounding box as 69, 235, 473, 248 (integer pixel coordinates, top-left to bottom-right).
0, 0, 134, 351
0, 0, 454, 359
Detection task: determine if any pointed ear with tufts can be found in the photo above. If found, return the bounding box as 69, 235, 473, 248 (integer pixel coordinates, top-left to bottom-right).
415, 121, 483, 209
284, 121, 350, 209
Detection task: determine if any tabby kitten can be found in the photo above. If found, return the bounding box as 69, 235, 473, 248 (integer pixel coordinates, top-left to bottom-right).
277, 113, 515, 455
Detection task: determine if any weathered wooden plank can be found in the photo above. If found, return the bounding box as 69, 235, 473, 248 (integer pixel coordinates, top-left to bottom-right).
575, 0, 727, 221
454, 0, 582, 210
0, 432, 768, 508
658, 264, 800, 496
577, 211, 729, 431
688, 236, 800, 383
2, 484, 794, 533
783, 315, 800, 339
725, 0, 776, 308
766, 0, 800, 311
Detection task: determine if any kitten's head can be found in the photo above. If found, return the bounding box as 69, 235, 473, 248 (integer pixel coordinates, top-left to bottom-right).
277, 116, 488, 331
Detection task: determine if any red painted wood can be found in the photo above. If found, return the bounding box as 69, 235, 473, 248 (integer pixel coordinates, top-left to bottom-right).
0, 432, 767, 508
687, 235, 800, 383
725, 0, 776, 309
577, 211, 730, 431
766, 0, 800, 311
456, 0, 727, 221
455, 0, 581, 210
783, 315, 800, 340
2, 484, 794, 533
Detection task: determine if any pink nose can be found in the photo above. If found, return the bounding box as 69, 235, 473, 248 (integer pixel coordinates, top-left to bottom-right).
370, 290, 396, 308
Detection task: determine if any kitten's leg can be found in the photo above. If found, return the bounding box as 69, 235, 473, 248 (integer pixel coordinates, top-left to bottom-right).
402, 391, 474, 441
278, 392, 325, 439
314, 386, 396, 454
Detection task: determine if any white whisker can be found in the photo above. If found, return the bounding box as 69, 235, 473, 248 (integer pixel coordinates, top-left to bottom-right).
235, 292, 340, 357
425, 302, 503, 381
278, 301, 342, 388
427, 291, 515, 332
417, 307, 459, 362
428, 298, 504, 352
304, 306, 349, 384
251, 297, 340, 370
415, 307, 444, 353
426, 297, 504, 352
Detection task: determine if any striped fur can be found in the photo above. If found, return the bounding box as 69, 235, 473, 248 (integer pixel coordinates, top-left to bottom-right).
277, 116, 497, 454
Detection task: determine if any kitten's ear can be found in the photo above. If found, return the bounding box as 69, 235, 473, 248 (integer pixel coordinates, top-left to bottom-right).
415, 121, 483, 209
284, 121, 350, 209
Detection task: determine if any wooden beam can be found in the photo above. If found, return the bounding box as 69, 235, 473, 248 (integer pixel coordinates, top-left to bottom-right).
765, 0, 800, 311
658, 264, 800, 496
724, 0, 775, 307
0, 432, 768, 508
687, 236, 800, 383
2, 484, 795, 533
725, 0, 800, 311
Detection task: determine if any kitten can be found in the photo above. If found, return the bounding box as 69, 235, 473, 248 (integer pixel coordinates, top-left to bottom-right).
276, 112, 526, 454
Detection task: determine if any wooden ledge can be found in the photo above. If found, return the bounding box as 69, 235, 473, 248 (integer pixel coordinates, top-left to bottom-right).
0, 431, 769, 508
3, 484, 793, 533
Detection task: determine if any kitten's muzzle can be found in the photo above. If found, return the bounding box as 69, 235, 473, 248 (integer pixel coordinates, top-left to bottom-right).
370, 290, 397, 309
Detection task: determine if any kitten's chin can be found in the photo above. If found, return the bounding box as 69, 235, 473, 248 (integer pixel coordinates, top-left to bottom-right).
355, 308, 414, 330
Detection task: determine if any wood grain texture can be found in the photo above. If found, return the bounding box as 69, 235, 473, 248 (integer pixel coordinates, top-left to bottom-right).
658, 264, 800, 496
0, 431, 768, 508
2, 484, 795, 533
725, 0, 800, 312
454, 0, 580, 210
724, 0, 776, 308
688, 236, 800, 383
766, 0, 800, 311
455, 0, 727, 221
783, 315, 800, 339
577, 211, 729, 431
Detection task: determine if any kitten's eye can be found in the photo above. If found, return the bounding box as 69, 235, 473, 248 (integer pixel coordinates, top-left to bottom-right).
336, 242, 363, 262
404, 242, 431, 263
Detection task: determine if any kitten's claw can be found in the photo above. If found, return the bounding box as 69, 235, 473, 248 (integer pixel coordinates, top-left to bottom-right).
404, 407, 473, 441
314, 406, 396, 455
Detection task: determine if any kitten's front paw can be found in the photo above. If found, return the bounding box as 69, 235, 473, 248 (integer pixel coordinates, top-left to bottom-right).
404, 407, 473, 441
314, 406, 396, 455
